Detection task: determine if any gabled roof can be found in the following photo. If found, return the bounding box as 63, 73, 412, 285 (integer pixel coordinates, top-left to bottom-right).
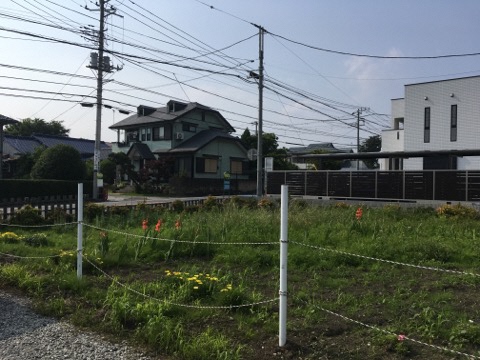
162, 129, 246, 154
110, 100, 235, 133
4, 135, 41, 155
288, 143, 350, 155
3, 134, 110, 157
0, 114, 18, 126
127, 142, 155, 160
32, 134, 110, 155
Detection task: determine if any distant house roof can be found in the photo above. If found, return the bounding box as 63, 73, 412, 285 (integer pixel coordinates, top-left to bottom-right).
288, 143, 351, 155
127, 142, 155, 160
163, 129, 246, 154
32, 134, 110, 156
110, 100, 235, 133
0, 115, 18, 126
3, 134, 111, 159
4, 135, 41, 155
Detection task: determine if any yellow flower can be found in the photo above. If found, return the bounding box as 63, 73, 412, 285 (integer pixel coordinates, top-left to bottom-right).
193, 286, 199, 290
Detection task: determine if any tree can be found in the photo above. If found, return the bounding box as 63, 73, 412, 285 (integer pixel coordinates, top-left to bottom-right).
309, 150, 343, 170
359, 135, 381, 169
240, 128, 297, 171
5, 118, 69, 136
12, 146, 46, 178
95, 152, 135, 185
30, 144, 86, 180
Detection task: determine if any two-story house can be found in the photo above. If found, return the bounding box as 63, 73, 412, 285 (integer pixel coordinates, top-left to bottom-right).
381, 76, 480, 170
109, 100, 249, 180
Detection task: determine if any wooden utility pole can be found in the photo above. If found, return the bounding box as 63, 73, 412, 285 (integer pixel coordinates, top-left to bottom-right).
255, 25, 265, 197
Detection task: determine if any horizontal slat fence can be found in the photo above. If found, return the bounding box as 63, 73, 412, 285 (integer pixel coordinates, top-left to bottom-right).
0, 195, 226, 221
267, 170, 480, 202
0, 195, 78, 221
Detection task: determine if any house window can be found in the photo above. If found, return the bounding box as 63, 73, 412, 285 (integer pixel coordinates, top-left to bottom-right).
205, 158, 217, 173
196, 157, 218, 173
146, 127, 151, 141
424, 107, 430, 143
450, 105, 457, 142
153, 126, 165, 140
230, 159, 244, 175
140, 128, 146, 141
182, 123, 197, 133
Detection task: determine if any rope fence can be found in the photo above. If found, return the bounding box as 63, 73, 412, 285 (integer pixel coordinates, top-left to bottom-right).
290, 240, 480, 278
83, 256, 279, 310
83, 223, 278, 246
0, 222, 78, 229
294, 296, 480, 360
1, 184, 479, 359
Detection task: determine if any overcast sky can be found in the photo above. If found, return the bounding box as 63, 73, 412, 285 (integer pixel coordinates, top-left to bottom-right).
1, 0, 479, 149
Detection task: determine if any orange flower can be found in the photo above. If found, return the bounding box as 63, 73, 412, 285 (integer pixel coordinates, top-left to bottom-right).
175, 219, 181, 230
355, 208, 363, 221
155, 219, 162, 232
142, 219, 148, 230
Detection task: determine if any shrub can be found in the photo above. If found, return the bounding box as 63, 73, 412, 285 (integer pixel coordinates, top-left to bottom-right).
9, 205, 44, 225
202, 196, 221, 211
46, 207, 74, 224
23, 233, 49, 247
1, 232, 21, 244
257, 197, 275, 210
30, 144, 86, 180
84, 203, 105, 221
436, 203, 479, 219
171, 200, 184, 213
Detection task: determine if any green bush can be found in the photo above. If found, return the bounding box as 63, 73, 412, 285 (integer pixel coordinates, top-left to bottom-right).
31, 144, 86, 180
9, 205, 44, 225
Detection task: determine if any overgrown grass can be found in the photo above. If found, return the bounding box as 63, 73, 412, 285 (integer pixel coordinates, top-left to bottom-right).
1, 199, 480, 359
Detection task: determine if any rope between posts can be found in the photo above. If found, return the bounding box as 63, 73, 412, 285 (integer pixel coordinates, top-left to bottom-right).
83, 223, 278, 246
295, 296, 480, 360
0, 251, 63, 259
0, 222, 78, 228
83, 256, 279, 310
291, 240, 480, 277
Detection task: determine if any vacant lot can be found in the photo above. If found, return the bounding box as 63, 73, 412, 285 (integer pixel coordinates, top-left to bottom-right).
1, 198, 479, 359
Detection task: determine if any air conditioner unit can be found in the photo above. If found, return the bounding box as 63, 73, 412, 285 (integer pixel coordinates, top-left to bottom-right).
176, 132, 184, 140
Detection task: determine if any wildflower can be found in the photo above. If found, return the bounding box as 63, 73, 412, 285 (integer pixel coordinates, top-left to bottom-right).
193, 286, 199, 290
175, 219, 181, 230
155, 219, 162, 232
355, 207, 363, 221
397, 334, 406, 341
142, 219, 148, 230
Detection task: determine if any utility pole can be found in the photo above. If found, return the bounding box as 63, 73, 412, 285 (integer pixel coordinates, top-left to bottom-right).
86, 0, 119, 199
355, 108, 368, 170
255, 25, 265, 198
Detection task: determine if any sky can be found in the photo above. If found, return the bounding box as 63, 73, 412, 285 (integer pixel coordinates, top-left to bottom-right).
1, 0, 479, 150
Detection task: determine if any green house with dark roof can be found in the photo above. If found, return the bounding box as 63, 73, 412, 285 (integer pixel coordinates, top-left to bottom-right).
110, 100, 249, 180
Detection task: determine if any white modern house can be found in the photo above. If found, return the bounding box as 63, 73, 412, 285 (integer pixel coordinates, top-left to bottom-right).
381, 76, 480, 170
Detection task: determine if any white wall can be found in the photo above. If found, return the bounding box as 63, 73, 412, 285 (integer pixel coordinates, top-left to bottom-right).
404, 76, 480, 152
395, 76, 480, 170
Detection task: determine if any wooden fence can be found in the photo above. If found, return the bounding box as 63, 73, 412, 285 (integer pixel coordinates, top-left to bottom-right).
266, 170, 480, 202
0, 195, 226, 222
0, 195, 78, 221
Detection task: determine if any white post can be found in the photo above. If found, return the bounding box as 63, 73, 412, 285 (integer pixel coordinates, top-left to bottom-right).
77, 183, 83, 279
279, 185, 288, 346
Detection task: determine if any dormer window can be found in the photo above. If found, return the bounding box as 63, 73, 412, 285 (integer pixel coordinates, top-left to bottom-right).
167, 100, 188, 113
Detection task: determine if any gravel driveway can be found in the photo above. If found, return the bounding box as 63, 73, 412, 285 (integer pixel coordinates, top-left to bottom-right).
0, 292, 157, 360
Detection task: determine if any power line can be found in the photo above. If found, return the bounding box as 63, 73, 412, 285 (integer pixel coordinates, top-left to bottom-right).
268, 31, 480, 60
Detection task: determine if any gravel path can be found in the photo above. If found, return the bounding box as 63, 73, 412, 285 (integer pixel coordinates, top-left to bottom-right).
0, 292, 158, 360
